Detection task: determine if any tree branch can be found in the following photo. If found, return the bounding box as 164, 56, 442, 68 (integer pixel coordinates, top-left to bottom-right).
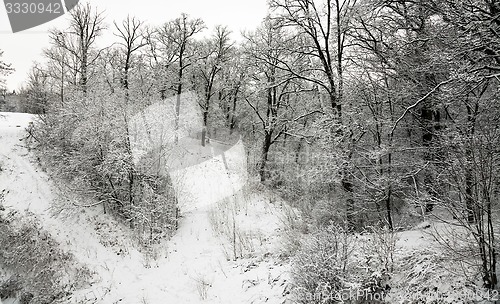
390, 79, 451, 135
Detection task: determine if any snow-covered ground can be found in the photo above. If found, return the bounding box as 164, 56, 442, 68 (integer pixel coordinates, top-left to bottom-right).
0, 112, 291, 303
3, 112, 485, 304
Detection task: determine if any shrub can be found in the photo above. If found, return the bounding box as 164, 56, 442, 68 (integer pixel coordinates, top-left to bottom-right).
291, 224, 357, 303
0, 210, 91, 303
386, 246, 492, 304
33, 87, 179, 247
0, 275, 23, 300
360, 226, 399, 274
19, 291, 34, 304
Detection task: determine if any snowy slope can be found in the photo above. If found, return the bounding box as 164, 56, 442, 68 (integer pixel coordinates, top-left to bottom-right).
0, 112, 291, 304
170, 138, 248, 213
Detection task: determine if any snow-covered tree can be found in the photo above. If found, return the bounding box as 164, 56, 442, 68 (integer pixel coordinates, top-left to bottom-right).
0, 50, 13, 93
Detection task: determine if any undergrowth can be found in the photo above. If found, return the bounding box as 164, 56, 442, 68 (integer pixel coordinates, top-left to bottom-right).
0, 206, 92, 303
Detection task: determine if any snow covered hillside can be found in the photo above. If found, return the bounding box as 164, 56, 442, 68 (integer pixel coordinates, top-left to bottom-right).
0, 112, 291, 304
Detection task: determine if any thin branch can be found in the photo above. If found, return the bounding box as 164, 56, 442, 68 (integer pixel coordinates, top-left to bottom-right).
390, 79, 452, 135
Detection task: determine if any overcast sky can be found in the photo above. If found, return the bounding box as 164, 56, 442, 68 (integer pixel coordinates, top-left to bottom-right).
0, 0, 268, 91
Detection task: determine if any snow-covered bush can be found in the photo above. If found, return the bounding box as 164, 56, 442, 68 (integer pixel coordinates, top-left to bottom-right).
386, 247, 474, 303
0, 210, 91, 303
290, 223, 402, 304
0, 275, 23, 300
132, 174, 178, 247
33, 86, 179, 247
291, 224, 358, 303
360, 226, 399, 274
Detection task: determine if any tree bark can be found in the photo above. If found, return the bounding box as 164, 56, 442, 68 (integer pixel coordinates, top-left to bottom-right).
259, 131, 273, 182
201, 110, 208, 146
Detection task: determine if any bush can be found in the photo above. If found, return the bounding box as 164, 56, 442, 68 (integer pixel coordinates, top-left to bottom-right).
0, 210, 91, 303
386, 246, 491, 304
19, 291, 34, 304
131, 174, 178, 247
0, 275, 23, 300
360, 226, 398, 274
33, 87, 179, 247
291, 224, 357, 303
291, 223, 401, 304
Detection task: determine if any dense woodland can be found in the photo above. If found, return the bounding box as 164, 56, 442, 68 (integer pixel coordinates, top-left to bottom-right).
1, 0, 500, 302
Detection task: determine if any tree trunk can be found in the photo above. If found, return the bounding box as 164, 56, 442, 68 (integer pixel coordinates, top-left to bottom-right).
464, 163, 475, 223
386, 186, 393, 230
229, 88, 239, 134
175, 82, 182, 143
201, 110, 208, 147
342, 171, 355, 230
421, 106, 437, 213
175, 50, 184, 144
484, 187, 497, 288
465, 104, 476, 223
259, 131, 273, 182
80, 42, 88, 93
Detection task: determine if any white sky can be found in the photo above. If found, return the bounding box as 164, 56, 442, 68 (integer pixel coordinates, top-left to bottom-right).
0, 0, 269, 91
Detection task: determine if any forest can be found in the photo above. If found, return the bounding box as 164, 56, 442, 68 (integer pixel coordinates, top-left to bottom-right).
0, 0, 499, 303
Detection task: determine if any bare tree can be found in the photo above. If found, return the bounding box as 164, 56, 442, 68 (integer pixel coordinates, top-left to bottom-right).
220, 53, 247, 134
195, 25, 233, 146
48, 3, 106, 93
243, 19, 319, 181
0, 50, 14, 92
21, 63, 52, 114
157, 14, 205, 143
270, 0, 360, 228
43, 46, 71, 105
270, 0, 358, 118
114, 16, 147, 93
112, 16, 148, 216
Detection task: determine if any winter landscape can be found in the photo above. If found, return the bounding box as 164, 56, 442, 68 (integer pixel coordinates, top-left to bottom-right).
1, 0, 500, 303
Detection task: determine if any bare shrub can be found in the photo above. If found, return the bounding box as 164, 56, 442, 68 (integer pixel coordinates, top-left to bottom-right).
277, 204, 307, 258
208, 197, 258, 260
291, 224, 357, 304
194, 274, 212, 300
360, 226, 399, 274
